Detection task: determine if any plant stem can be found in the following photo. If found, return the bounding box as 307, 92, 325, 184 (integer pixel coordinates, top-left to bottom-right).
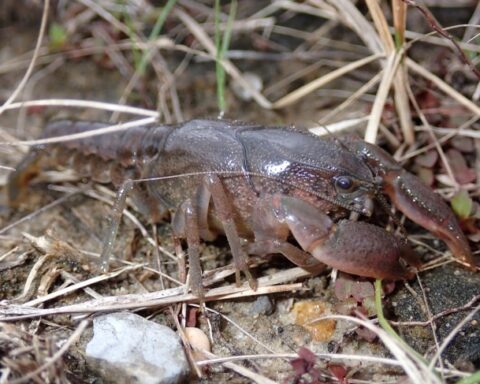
137, 0, 177, 75
215, 0, 237, 115
374, 279, 426, 363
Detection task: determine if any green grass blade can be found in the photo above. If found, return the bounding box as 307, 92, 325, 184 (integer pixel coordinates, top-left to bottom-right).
137, 0, 177, 76
215, 0, 237, 115
374, 279, 427, 363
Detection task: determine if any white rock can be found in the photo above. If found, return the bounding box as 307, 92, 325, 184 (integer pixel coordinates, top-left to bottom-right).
86, 312, 189, 384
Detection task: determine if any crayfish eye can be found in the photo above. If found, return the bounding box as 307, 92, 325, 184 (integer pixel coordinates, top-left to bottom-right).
334, 176, 354, 192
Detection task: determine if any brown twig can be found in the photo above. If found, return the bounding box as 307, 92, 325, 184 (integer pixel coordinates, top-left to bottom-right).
392, 294, 480, 327
402, 0, 480, 80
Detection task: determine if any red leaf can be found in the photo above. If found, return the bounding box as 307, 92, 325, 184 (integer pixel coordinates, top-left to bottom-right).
446, 149, 476, 185
328, 364, 348, 383
417, 90, 440, 110
351, 281, 374, 302
298, 346, 317, 364
334, 274, 355, 300
335, 274, 374, 302
415, 150, 438, 168
451, 136, 474, 153
290, 358, 309, 376
416, 167, 434, 186
355, 326, 378, 342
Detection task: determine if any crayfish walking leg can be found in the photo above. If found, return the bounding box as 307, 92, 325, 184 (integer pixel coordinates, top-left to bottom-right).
172, 174, 257, 297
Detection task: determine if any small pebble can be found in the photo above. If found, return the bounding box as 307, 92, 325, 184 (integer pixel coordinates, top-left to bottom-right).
184, 327, 211, 361
86, 312, 189, 384
249, 295, 274, 317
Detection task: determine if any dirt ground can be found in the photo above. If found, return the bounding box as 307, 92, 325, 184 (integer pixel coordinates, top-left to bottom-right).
0, 1, 479, 383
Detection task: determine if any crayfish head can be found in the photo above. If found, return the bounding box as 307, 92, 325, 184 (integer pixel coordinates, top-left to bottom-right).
330, 174, 376, 217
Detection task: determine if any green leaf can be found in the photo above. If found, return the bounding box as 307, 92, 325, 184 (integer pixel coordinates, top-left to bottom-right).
49, 22, 67, 50
451, 190, 473, 219
455, 370, 480, 384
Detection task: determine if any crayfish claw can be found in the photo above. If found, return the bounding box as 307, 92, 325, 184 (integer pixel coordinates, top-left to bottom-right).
383, 170, 475, 269
344, 138, 474, 270
310, 220, 420, 280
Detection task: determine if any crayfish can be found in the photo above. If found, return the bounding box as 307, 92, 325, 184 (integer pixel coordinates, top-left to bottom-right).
8, 119, 475, 295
